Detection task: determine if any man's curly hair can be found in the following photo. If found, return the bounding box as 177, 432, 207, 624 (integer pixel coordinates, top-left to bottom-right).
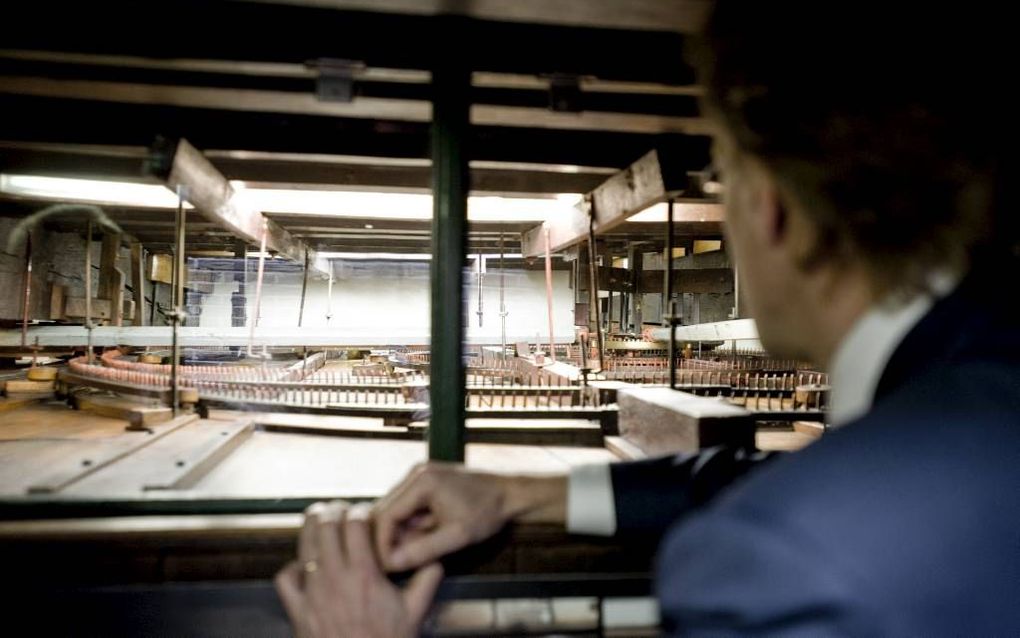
694, 2, 1015, 296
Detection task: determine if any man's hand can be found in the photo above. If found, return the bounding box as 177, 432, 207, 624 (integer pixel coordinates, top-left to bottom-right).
275, 501, 444, 638
372, 462, 567, 572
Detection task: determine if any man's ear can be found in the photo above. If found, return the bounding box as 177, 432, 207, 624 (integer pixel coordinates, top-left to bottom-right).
748, 168, 788, 248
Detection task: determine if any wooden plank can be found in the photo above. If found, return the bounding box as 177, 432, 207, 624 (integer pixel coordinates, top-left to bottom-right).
64, 296, 112, 319
3, 379, 54, 394
49, 284, 65, 320
520, 151, 712, 258
25, 414, 198, 494
109, 269, 125, 327
793, 420, 826, 438
649, 318, 760, 343
1, 325, 575, 348
144, 419, 254, 490
604, 435, 647, 460
75, 394, 172, 428
0, 513, 304, 541
190, 431, 427, 497
756, 428, 817, 452
97, 233, 125, 326
640, 268, 734, 295
407, 420, 604, 447
155, 138, 323, 273
148, 253, 174, 284
520, 205, 589, 259
61, 419, 254, 495
592, 150, 667, 231
0, 396, 45, 412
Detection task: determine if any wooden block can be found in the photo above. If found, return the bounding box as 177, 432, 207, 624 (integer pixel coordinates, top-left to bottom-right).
793, 420, 826, 438
756, 429, 817, 452
76, 394, 172, 428
26, 367, 58, 381
0, 396, 45, 412
49, 284, 65, 320
4, 379, 55, 395
26, 414, 198, 494
617, 386, 755, 456
148, 253, 173, 285
139, 353, 163, 364
63, 297, 112, 319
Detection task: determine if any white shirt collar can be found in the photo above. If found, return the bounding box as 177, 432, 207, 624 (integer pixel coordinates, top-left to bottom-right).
827, 272, 959, 427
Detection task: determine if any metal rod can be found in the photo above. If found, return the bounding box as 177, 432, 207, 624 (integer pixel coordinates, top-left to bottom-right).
428, 57, 470, 462
544, 227, 556, 363
325, 260, 334, 325
665, 198, 677, 390
498, 233, 507, 363
733, 262, 740, 319
20, 232, 32, 349
587, 206, 605, 372
171, 186, 187, 415
297, 247, 310, 328
475, 253, 484, 327
84, 219, 93, 364
247, 219, 269, 359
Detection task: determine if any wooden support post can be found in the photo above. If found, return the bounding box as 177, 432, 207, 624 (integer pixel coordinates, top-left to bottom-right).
97, 233, 124, 326
130, 242, 146, 326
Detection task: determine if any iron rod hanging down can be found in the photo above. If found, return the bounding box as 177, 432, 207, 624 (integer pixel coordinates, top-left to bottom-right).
297, 248, 310, 328
247, 219, 269, 360
499, 233, 508, 363
325, 261, 335, 325
428, 53, 470, 462
476, 254, 484, 327
84, 219, 93, 364
587, 205, 605, 372
298, 248, 311, 372
665, 198, 678, 390
544, 227, 556, 362
20, 233, 32, 349
170, 186, 187, 415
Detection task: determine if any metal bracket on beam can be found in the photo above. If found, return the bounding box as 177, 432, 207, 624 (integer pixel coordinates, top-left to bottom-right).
313, 58, 363, 103
547, 73, 583, 113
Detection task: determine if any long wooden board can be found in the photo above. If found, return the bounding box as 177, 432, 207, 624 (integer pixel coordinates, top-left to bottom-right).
26, 414, 198, 494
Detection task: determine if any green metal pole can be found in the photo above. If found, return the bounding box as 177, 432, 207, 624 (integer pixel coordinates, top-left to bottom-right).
428, 54, 470, 462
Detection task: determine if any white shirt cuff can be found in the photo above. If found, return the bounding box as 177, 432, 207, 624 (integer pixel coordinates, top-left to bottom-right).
566, 462, 617, 536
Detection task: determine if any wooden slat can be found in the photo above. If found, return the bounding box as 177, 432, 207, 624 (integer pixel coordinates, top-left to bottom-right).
26, 414, 198, 494
604, 435, 647, 460
156, 138, 323, 273
144, 419, 253, 490
520, 150, 714, 258
75, 394, 172, 428
641, 267, 733, 295
793, 420, 826, 438
0, 396, 45, 412
61, 419, 254, 495
64, 296, 111, 319
3, 379, 54, 394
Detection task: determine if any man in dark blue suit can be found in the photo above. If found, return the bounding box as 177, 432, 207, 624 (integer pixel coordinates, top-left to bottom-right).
277, 2, 1018, 635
